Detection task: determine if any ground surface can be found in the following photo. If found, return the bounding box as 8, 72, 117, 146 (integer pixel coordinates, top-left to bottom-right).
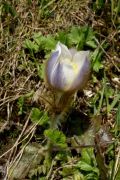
0, 0, 120, 179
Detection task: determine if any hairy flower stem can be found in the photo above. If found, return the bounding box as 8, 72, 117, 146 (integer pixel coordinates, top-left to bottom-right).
48, 113, 56, 150
45, 111, 68, 169
45, 113, 57, 169
45, 92, 74, 170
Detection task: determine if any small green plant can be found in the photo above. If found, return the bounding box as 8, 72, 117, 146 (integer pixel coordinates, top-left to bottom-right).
17, 92, 33, 115
57, 148, 99, 179
23, 26, 97, 55
44, 129, 67, 148
31, 108, 49, 126
68, 26, 97, 49
23, 32, 57, 54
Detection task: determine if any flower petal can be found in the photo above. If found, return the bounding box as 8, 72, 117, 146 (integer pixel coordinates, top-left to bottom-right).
69, 51, 90, 91
45, 50, 60, 85
61, 63, 77, 91
56, 42, 72, 62
50, 62, 63, 90
69, 48, 77, 57
47, 60, 77, 91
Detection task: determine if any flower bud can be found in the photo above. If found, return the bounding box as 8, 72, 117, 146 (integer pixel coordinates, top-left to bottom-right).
45, 42, 90, 93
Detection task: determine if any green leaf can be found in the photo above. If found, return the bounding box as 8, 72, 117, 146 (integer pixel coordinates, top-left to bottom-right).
31, 108, 49, 125
93, 59, 103, 72
117, 103, 120, 123
23, 39, 39, 52
77, 161, 99, 174
33, 33, 56, 52
91, 48, 103, 72
17, 92, 33, 115
108, 94, 120, 114
81, 149, 92, 165
84, 26, 97, 48
60, 166, 76, 177
31, 108, 43, 121
73, 171, 85, 180
68, 26, 97, 50
86, 40, 97, 49
33, 32, 44, 46
17, 96, 24, 115
68, 26, 82, 45
85, 173, 98, 180
38, 63, 45, 79
116, 103, 120, 131
44, 129, 67, 148
91, 41, 109, 72
44, 35, 56, 50
56, 31, 69, 46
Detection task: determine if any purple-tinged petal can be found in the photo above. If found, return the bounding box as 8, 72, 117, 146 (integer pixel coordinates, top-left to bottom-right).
45, 50, 59, 85
50, 63, 65, 90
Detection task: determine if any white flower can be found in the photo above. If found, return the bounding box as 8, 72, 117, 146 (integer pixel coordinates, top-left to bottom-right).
45, 42, 90, 92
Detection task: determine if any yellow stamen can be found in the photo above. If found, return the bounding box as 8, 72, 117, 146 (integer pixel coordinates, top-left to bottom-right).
71, 62, 79, 74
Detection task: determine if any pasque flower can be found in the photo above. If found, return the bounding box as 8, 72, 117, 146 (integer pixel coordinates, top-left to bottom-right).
45, 42, 90, 93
